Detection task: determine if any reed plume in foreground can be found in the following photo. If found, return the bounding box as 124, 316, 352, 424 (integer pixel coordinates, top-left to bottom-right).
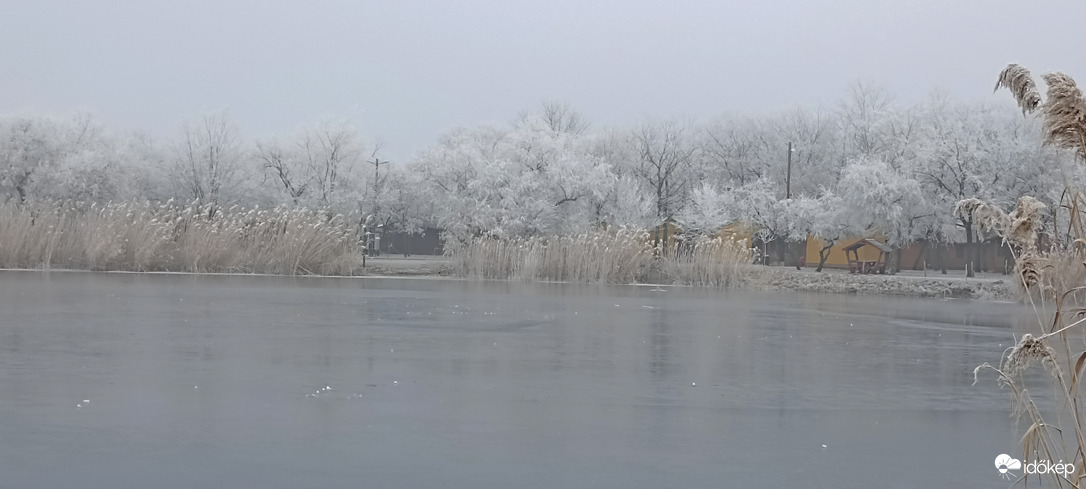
964, 195, 1086, 488
1041, 72, 1086, 162
996, 64, 1043, 114
973, 64, 1086, 488
997, 64, 1086, 160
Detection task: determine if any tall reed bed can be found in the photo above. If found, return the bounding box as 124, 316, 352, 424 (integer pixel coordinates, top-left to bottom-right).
661, 236, 753, 287
449, 229, 752, 286
450, 228, 652, 283
0, 200, 361, 275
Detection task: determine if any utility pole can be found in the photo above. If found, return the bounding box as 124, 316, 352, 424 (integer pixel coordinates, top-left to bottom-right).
369, 158, 388, 257
369, 157, 389, 214
786, 141, 793, 200
371, 158, 387, 186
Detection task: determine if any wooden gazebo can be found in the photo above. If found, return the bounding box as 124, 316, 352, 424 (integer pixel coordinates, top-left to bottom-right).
842, 238, 891, 274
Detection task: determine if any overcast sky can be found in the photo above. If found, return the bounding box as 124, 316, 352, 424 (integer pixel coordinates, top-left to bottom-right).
2, 0, 1083, 162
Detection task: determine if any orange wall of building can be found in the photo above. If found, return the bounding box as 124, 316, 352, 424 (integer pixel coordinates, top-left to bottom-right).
806, 238, 1012, 272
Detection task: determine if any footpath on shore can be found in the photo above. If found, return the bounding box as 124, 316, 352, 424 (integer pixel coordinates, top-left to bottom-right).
361, 256, 1014, 300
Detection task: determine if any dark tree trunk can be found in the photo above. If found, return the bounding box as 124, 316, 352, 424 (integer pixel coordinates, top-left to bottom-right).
888, 248, 901, 274
793, 241, 803, 270
816, 241, 834, 272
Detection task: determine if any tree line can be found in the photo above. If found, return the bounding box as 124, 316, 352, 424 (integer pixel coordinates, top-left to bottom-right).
1, 84, 1079, 274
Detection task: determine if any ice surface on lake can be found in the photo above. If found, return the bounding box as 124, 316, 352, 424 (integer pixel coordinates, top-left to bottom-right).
0, 272, 1032, 489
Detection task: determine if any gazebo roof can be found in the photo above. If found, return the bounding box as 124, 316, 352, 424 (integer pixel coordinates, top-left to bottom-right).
842, 238, 891, 253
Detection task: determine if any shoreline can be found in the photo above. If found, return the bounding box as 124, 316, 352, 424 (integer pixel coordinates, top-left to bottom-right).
740, 266, 1014, 301
1, 257, 1017, 301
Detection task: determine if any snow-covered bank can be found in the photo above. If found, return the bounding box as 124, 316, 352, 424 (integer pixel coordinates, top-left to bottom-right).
743, 267, 1014, 300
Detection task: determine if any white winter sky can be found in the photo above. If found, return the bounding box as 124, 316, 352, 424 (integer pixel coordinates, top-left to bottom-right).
1, 0, 1083, 162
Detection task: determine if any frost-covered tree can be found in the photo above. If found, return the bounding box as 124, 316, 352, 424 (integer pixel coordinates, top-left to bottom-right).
378, 164, 431, 235
698, 115, 766, 187
678, 182, 735, 235
836, 82, 916, 165
838, 157, 930, 271
168, 113, 246, 204
255, 139, 308, 205
633, 120, 696, 221
412, 115, 614, 241
254, 119, 367, 211
300, 120, 365, 209
801, 192, 852, 272
581, 129, 651, 228
908, 100, 1051, 274
519, 100, 590, 136
600, 175, 655, 229
0, 117, 65, 203
0, 115, 162, 203
769, 108, 841, 197
728, 179, 795, 264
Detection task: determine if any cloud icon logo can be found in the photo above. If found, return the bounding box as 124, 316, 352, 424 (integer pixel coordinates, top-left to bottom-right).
995, 454, 1022, 479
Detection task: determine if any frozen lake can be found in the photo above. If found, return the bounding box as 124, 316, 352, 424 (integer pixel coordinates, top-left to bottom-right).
0, 271, 1026, 488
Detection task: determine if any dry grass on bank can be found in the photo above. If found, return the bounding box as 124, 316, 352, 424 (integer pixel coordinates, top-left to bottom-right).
660, 236, 753, 287
0, 200, 361, 275
449, 228, 652, 283
449, 230, 752, 286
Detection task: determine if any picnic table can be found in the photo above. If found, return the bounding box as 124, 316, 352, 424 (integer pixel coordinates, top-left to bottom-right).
843, 239, 891, 275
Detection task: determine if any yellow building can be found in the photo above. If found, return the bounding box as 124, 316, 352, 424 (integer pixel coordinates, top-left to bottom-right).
646, 221, 683, 254
716, 221, 757, 246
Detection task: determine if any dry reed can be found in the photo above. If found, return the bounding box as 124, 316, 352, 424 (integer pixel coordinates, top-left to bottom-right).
997, 64, 1043, 114
997, 64, 1086, 160
964, 75, 1086, 486
660, 236, 753, 287
1041, 72, 1086, 161
0, 200, 362, 275
969, 65, 1086, 483
449, 228, 653, 283
449, 229, 752, 286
